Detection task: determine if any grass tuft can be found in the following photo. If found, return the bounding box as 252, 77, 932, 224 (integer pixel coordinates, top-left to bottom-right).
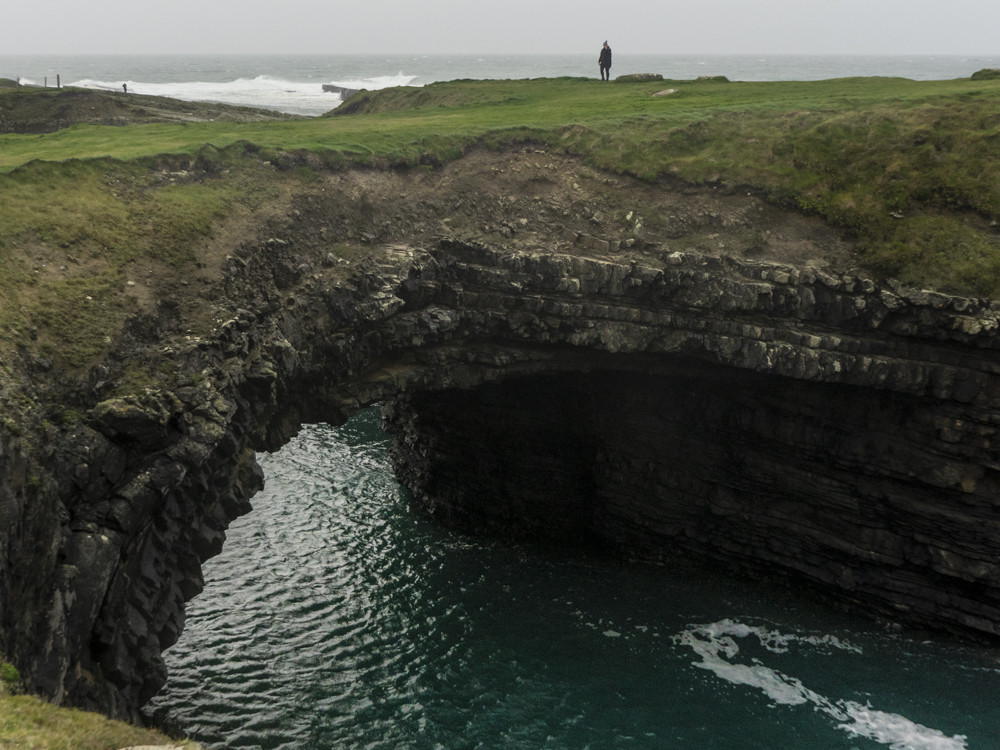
0, 693, 201, 750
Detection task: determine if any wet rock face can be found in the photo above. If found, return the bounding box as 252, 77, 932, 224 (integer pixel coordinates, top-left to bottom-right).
4, 236, 1000, 721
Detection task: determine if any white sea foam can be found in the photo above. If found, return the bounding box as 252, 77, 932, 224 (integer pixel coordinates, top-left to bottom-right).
838, 702, 970, 750
66, 73, 418, 117
675, 619, 968, 750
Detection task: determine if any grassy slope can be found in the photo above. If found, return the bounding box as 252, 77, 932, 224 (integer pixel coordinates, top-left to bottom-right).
1, 76, 999, 376
0, 693, 201, 749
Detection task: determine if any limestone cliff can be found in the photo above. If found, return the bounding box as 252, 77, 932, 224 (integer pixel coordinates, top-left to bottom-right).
1, 150, 999, 721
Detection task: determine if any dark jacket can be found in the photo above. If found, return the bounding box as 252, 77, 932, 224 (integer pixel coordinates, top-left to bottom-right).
599, 46, 612, 68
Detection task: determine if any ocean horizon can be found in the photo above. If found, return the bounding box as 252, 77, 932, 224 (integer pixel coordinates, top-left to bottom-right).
3, 52, 1000, 115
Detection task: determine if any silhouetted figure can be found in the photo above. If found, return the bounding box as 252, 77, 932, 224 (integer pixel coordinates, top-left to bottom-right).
123, 83, 127, 94
599, 41, 612, 81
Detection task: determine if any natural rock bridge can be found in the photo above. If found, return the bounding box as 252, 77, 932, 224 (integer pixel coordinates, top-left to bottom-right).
2, 152, 1000, 722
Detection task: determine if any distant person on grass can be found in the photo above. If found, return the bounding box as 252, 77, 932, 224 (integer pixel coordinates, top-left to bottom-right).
599, 41, 612, 81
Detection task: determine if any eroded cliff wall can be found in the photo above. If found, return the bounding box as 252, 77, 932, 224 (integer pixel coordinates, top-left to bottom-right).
2, 156, 1000, 721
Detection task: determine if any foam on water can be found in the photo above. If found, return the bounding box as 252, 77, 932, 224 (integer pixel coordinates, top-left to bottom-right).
147, 414, 1000, 748
676, 619, 968, 750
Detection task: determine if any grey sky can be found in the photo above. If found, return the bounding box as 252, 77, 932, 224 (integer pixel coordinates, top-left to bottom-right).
4, 0, 998, 56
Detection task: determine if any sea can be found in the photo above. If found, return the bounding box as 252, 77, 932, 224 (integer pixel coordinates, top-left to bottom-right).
3, 53, 1000, 116
5, 52, 1000, 749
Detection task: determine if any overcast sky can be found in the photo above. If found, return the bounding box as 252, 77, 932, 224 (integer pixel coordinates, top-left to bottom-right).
4, 0, 999, 56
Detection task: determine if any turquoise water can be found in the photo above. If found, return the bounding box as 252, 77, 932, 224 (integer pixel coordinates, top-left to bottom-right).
149, 409, 1000, 749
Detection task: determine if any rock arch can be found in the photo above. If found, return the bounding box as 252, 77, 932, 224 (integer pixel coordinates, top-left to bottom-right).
3, 159, 1000, 721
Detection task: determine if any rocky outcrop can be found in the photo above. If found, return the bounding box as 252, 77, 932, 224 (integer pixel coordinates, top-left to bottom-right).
381, 243, 1000, 645
2, 191, 1000, 722
321, 84, 362, 99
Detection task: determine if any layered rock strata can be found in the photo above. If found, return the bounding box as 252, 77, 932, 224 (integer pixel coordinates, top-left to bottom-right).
384, 242, 1000, 641
3, 231, 1000, 722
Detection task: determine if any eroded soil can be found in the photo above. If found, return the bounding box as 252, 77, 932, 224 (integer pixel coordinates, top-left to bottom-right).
136, 145, 861, 336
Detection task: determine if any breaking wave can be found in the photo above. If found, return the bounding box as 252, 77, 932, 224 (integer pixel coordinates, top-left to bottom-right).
675, 619, 968, 750
67, 72, 417, 116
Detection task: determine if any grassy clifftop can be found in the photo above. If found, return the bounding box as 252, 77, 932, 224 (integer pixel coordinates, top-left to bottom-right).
326, 75, 1000, 296
0, 74, 998, 379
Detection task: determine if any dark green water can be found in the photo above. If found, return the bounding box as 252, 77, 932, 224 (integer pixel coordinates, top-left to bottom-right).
150, 409, 1000, 749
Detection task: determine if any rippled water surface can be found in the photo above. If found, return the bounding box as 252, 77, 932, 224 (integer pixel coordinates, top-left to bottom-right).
150, 410, 1000, 749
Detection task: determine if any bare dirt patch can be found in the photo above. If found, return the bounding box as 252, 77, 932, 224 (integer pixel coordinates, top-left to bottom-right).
263, 146, 860, 275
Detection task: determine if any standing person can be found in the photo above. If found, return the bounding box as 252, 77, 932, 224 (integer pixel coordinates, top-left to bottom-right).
599, 41, 612, 81
122, 83, 127, 94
